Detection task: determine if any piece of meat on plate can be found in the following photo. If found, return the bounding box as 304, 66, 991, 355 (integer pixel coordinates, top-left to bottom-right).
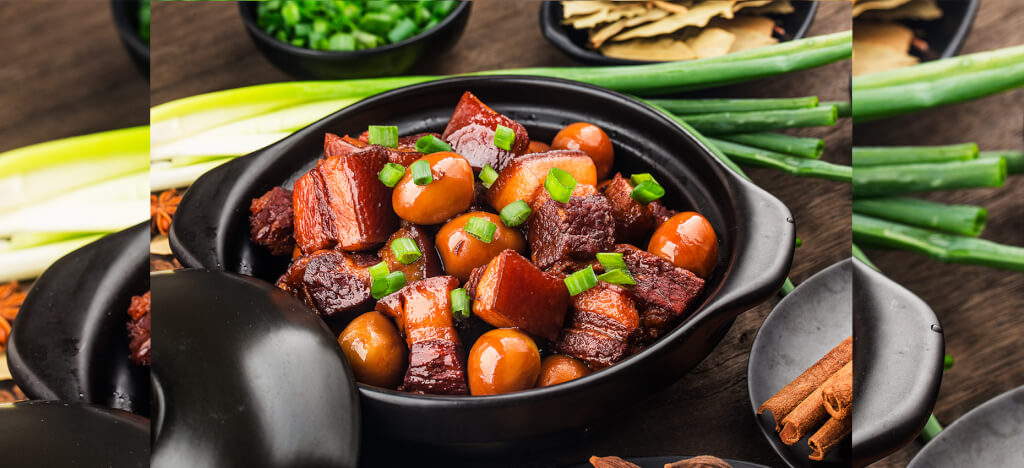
528, 193, 616, 270
376, 275, 469, 395
249, 186, 295, 256
441, 91, 530, 171
556, 283, 640, 369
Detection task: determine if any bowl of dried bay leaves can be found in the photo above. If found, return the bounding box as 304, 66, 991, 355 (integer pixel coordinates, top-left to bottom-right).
852, 0, 979, 76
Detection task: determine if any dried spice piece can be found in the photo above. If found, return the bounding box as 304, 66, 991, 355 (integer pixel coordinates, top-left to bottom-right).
0, 281, 26, 322
589, 455, 642, 468
150, 256, 182, 272
665, 455, 735, 467
0, 316, 11, 351
151, 188, 183, 236
0, 385, 26, 404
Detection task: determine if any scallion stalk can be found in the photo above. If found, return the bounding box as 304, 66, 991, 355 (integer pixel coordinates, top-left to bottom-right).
0, 234, 105, 282
852, 197, 987, 237
718, 132, 824, 159
707, 138, 852, 182
852, 143, 978, 166
852, 158, 1006, 197
677, 105, 837, 134
979, 150, 1024, 174
646, 96, 819, 114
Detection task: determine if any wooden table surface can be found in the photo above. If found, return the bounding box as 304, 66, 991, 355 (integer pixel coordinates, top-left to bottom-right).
0, 1, 149, 153
152, 1, 850, 466
859, 0, 1024, 466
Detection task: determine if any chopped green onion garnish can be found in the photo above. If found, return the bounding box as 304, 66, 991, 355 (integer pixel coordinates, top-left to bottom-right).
630, 180, 665, 204
564, 266, 598, 296
390, 237, 422, 264
596, 252, 627, 272
479, 164, 499, 189
410, 159, 433, 185
371, 276, 389, 299
544, 167, 577, 203
630, 173, 656, 187
387, 17, 418, 43
499, 200, 531, 227
463, 217, 497, 243
369, 261, 390, 280
368, 125, 398, 148
385, 271, 406, 293
493, 124, 515, 151
450, 288, 470, 319
414, 134, 452, 154
597, 269, 635, 286
378, 163, 406, 187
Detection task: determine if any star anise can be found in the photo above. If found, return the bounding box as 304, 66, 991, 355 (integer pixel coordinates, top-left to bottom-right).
151, 189, 183, 236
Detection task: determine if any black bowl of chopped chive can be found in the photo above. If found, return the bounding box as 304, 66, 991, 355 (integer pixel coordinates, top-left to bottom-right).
110, 0, 150, 79
240, 0, 471, 80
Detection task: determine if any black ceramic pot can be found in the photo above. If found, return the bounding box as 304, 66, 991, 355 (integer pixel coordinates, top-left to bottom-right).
539, 0, 818, 66
110, 0, 149, 79
238, 1, 471, 79
170, 75, 794, 449
0, 400, 149, 467
903, 0, 979, 60
6, 222, 151, 416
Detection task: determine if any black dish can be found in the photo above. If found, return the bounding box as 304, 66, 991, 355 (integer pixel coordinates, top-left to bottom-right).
565, 455, 770, 468
6, 222, 151, 416
0, 400, 149, 467
899, 0, 979, 61
238, 1, 471, 79
907, 385, 1024, 468
151, 269, 360, 468
539, 0, 818, 66
748, 258, 853, 467
110, 0, 150, 79
852, 258, 944, 466
170, 75, 794, 449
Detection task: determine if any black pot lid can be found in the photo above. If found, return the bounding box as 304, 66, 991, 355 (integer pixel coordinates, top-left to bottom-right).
908, 385, 1024, 467
748, 258, 853, 467
852, 258, 944, 465
565, 455, 770, 468
151, 269, 359, 468
0, 399, 149, 467
6, 222, 151, 416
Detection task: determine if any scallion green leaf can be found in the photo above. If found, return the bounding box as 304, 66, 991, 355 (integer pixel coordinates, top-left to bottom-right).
544, 167, 576, 203
451, 288, 470, 319
597, 269, 635, 285
493, 124, 515, 151
630, 180, 665, 204
410, 159, 433, 185
479, 164, 498, 188
564, 266, 598, 296
378, 162, 405, 187
463, 217, 497, 243
596, 252, 627, 272
390, 237, 422, 264
367, 125, 398, 148
414, 134, 452, 153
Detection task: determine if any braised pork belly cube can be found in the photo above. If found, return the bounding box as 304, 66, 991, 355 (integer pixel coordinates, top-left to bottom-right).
441, 91, 530, 171
528, 194, 616, 270
376, 276, 468, 395
275, 250, 378, 332
486, 149, 596, 212
249, 186, 295, 256
600, 173, 657, 244
649, 200, 677, 227
126, 291, 151, 366
556, 283, 640, 369
378, 223, 443, 283
472, 250, 570, 341
326, 132, 424, 166
292, 149, 398, 253
615, 244, 705, 339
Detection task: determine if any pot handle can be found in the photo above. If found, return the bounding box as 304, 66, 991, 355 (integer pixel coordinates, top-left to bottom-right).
699, 176, 795, 324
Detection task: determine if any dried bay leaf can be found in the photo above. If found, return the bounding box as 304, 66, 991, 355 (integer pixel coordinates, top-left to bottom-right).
590, 8, 671, 47
853, 40, 919, 76
600, 37, 698, 60
562, 1, 614, 19
744, 0, 795, 15
613, 1, 737, 41
859, 0, 942, 21
852, 0, 913, 17
687, 27, 737, 58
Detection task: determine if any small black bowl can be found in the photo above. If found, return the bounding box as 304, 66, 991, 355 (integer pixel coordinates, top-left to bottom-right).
239, 1, 471, 79
0, 400, 150, 467
110, 0, 150, 79
6, 222, 150, 416
169, 75, 794, 449
895, 0, 979, 61
540, 0, 818, 66
907, 385, 1024, 468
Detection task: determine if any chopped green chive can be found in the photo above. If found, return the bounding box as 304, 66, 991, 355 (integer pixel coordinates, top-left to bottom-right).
387, 17, 418, 43
597, 268, 635, 286
368, 125, 398, 148
463, 217, 497, 243
410, 159, 433, 185
371, 270, 407, 299
414, 134, 452, 154
369, 261, 390, 280
596, 252, 627, 272
385, 271, 406, 293
630, 180, 665, 204
479, 164, 499, 189
544, 167, 577, 203
378, 163, 406, 187
564, 266, 598, 296
499, 200, 531, 227
450, 288, 470, 319
493, 124, 515, 151
630, 173, 656, 187
390, 237, 422, 264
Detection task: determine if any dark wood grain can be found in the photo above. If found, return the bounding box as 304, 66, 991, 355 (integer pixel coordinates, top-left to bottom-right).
150, 1, 850, 466
0, 1, 149, 153
858, 1, 1024, 466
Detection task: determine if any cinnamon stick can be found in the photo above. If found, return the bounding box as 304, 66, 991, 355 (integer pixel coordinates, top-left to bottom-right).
758, 336, 852, 430
778, 385, 829, 445
822, 361, 853, 420
808, 416, 852, 461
